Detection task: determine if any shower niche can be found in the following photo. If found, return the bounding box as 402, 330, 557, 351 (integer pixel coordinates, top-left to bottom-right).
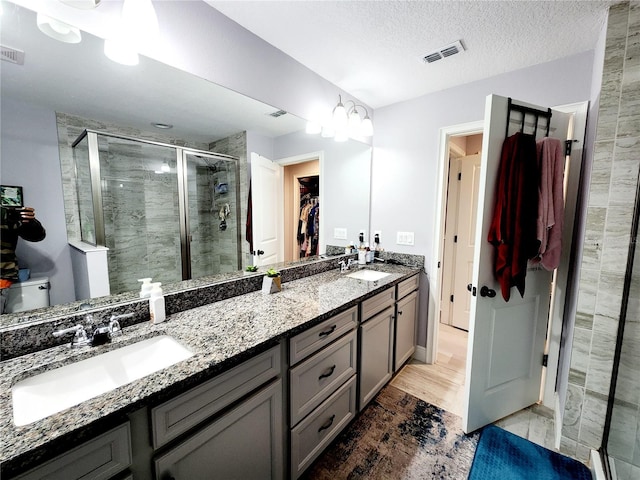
72, 130, 241, 295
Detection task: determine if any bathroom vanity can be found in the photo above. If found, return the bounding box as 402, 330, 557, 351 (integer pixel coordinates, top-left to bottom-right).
0, 259, 420, 480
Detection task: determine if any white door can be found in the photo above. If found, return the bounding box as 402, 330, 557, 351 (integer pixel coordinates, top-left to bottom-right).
250, 153, 284, 266
462, 95, 570, 433
451, 154, 482, 330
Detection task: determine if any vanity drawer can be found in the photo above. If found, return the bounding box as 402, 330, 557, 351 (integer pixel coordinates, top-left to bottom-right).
289, 306, 357, 365
290, 330, 357, 426
14, 423, 131, 480
397, 274, 420, 300
361, 287, 396, 320
151, 344, 281, 449
290, 375, 357, 479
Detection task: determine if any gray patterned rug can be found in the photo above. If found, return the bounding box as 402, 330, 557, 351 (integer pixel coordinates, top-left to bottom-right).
303, 384, 479, 479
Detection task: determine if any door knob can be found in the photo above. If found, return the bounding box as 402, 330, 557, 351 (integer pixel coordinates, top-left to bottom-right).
480, 286, 497, 298
467, 283, 472, 291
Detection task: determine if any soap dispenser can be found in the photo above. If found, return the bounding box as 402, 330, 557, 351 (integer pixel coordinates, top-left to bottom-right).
149, 282, 166, 324
138, 278, 153, 298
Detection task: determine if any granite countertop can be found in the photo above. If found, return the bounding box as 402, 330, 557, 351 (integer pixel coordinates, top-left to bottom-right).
0, 263, 419, 474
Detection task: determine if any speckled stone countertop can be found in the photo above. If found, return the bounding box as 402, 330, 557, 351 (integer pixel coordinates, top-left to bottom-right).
0, 263, 419, 476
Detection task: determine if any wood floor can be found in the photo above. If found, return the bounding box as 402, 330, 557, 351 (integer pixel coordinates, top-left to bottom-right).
391, 322, 559, 453
390, 323, 467, 416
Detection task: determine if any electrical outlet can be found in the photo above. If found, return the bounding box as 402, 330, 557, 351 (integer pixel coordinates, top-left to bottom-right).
396, 231, 415, 245
334, 228, 347, 240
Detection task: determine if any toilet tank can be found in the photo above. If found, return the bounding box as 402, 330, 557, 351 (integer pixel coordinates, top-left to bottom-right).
6, 277, 50, 313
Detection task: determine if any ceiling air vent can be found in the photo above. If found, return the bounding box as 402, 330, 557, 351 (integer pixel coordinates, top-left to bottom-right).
1, 45, 25, 65
268, 110, 287, 118
422, 40, 465, 64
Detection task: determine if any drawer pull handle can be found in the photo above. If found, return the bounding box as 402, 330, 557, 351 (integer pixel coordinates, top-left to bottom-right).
318, 414, 336, 433
319, 365, 336, 380
318, 325, 337, 337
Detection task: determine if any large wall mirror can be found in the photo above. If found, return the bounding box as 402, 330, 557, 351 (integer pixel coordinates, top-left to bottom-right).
0, 1, 371, 324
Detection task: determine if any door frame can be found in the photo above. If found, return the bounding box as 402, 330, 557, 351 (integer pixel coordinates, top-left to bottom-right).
429, 102, 588, 411
274, 150, 326, 259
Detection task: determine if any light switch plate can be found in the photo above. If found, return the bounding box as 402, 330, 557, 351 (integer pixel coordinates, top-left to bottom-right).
396, 231, 415, 245
334, 227, 347, 240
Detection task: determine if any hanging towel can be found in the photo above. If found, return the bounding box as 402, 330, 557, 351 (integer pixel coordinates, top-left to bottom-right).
536, 137, 565, 270
488, 132, 540, 301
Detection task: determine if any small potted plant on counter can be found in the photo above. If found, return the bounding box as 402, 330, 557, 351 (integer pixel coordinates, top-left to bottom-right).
245, 265, 259, 274
262, 268, 281, 294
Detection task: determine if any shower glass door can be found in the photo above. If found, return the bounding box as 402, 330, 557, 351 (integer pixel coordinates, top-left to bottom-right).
97, 135, 182, 293
184, 152, 241, 278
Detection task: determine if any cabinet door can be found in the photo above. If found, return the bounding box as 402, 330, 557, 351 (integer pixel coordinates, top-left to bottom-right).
358, 306, 394, 410
154, 380, 283, 480
395, 290, 418, 371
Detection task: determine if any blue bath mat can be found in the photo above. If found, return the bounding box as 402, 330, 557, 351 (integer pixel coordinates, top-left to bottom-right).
468, 425, 592, 480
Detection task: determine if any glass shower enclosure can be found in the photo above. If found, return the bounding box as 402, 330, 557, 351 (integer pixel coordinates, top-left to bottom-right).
72, 130, 241, 295
601, 172, 640, 480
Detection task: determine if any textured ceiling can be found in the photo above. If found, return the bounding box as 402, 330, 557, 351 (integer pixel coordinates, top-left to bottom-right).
208, 0, 613, 109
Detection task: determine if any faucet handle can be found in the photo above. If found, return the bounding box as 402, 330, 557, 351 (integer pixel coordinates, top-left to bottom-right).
109, 319, 122, 336
52, 324, 90, 347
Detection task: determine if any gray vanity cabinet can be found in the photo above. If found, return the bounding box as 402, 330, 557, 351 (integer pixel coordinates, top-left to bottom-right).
154, 379, 283, 480
289, 307, 358, 479
150, 345, 284, 480
394, 275, 419, 372
12, 424, 132, 480
358, 289, 396, 410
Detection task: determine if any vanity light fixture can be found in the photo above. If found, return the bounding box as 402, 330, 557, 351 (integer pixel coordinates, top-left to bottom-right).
104, 0, 159, 66
308, 94, 374, 141
58, 0, 102, 9
36, 13, 82, 44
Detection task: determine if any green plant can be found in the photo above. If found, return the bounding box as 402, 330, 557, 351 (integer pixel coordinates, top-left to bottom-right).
266, 268, 280, 277
245, 265, 258, 272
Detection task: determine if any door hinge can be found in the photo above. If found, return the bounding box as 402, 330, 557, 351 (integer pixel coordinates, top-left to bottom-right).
454, 235, 458, 243
450, 294, 454, 302
565, 139, 577, 156
542, 354, 548, 367
458, 172, 462, 181
438, 261, 441, 268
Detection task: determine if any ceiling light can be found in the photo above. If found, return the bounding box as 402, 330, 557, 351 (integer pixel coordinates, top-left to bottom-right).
58, 0, 102, 9
152, 122, 173, 129
36, 13, 82, 44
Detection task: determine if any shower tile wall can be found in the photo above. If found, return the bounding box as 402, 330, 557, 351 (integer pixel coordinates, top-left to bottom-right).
561, 1, 640, 464
209, 132, 250, 268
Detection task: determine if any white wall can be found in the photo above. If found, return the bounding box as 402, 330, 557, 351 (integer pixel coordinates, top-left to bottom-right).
371, 50, 596, 346
1, 98, 75, 306
273, 132, 372, 250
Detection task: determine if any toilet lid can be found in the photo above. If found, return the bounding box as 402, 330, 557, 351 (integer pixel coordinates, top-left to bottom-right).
10, 277, 49, 288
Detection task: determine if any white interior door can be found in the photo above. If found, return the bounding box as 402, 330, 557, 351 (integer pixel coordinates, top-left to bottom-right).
250, 153, 284, 266
451, 154, 481, 330
462, 94, 570, 433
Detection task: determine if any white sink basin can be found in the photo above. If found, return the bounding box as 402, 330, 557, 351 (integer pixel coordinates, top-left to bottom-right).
346, 269, 391, 281
12, 335, 193, 426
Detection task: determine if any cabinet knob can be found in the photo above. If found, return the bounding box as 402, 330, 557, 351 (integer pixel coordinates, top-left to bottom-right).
398, 310, 403, 315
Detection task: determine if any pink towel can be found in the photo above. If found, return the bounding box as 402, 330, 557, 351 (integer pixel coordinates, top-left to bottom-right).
535, 137, 565, 270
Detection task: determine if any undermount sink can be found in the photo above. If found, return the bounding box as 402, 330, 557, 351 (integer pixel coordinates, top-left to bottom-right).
12, 335, 193, 426
346, 269, 391, 281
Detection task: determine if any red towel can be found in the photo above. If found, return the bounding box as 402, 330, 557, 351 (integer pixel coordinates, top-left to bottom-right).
488, 133, 540, 301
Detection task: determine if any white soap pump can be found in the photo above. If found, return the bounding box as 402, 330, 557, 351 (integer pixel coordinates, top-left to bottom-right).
149, 282, 166, 324
138, 278, 153, 298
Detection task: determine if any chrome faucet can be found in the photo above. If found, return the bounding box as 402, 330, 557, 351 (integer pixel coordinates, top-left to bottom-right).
52, 313, 133, 347
339, 259, 357, 272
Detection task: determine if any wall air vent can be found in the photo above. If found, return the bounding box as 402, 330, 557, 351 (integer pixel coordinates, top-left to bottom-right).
268, 110, 287, 118
422, 40, 465, 64
1, 45, 25, 65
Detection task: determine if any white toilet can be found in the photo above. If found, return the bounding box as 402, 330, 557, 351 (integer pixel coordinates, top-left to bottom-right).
6, 277, 50, 313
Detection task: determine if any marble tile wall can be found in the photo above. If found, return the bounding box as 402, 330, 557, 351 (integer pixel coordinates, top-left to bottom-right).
561, 1, 640, 464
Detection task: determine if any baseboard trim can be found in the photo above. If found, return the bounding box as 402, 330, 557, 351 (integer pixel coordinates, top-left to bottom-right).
590, 449, 606, 480
413, 345, 427, 363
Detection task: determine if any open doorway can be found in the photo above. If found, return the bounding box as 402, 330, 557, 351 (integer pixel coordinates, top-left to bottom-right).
283, 159, 320, 262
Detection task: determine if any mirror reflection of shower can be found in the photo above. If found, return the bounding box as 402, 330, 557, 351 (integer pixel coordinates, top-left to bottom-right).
72, 130, 241, 295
